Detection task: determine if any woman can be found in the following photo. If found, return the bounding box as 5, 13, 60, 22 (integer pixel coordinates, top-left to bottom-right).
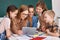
0, 5, 18, 40
36, 0, 48, 31
28, 5, 38, 27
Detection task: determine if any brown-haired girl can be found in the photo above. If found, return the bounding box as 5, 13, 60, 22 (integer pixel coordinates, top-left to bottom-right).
10, 5, 29, 36
28, 5, 38, 27
36, 0, 48, 32
0, 5, 18, 40
9, 5, 29, 40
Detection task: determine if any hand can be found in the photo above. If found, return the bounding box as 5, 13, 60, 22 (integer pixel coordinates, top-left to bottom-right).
41, 26, 46, 32
55, 33, 59, 37
17, 30, 23, 35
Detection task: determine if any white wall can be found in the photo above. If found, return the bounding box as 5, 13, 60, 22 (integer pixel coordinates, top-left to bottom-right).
52, 0, 60, 18
52, 0, 60, 27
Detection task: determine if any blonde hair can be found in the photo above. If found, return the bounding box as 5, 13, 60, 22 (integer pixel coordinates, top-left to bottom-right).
43, 10, 55, 18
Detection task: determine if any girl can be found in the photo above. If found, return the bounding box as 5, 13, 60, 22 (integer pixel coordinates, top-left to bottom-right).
9, 5, 29, 40
36, 0, 48, 32
44, 10, 59, 37
10, 5, 29, 35
0, 5, 18, 40
28, 5, 38, 27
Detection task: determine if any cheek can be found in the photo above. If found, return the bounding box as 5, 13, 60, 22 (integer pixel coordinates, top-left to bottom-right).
23, 15, 27, 19
46, 18, 49, 22
40, 10, 43, 12
36, 8, 39, 12
29, 13, 33, 15
12, 14, 17, 18
14, 14, 17, 17
10, 14, 13, 18
44, 17, 49, 23
36, 9, 40, 12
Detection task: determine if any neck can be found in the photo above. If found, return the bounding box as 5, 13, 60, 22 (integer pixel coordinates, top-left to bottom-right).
38, 13, 42, 16
30, 15, 33, 17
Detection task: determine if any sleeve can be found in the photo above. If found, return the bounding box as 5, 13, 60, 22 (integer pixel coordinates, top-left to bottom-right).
4, 18, 10, 30
33, 16, 38, 27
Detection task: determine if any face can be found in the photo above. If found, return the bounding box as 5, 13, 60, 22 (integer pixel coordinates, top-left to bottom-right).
29, 8, 34, 17
44, 13, 52, 23
21, 10, 28, 20
36, 6, 43, 15
10, 10, 18, 18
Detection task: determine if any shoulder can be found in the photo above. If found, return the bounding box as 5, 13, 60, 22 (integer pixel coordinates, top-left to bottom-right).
3, 18, 10, 22
0, 17, 11, 29
32, 16, 38, 19
1, 17, 11, 24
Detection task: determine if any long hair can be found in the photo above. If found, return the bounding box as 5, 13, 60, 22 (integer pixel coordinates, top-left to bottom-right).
15, 5, 28, 30
36, 0, 48, 31
6, 5, 18, 33
43, 10, 56, 32
28, 16, 32, 27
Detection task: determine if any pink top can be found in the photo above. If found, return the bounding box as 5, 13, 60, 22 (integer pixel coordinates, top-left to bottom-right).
0, 18, 10, 33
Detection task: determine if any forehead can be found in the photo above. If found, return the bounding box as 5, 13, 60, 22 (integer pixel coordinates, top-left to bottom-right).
13, 10, 18, 13
36, 6, 42, 9
22, 10, 28, 14
15, 10, 18, 12
11, 10, 18, 15
44, 13, 50, 17
29, 8, 34, 11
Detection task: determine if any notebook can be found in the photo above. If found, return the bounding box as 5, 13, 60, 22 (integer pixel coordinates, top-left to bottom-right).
22, 27, 38, 35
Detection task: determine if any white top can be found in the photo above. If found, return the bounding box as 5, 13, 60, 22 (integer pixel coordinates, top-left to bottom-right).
0, 18, 10, 33
37, 20, 40, 28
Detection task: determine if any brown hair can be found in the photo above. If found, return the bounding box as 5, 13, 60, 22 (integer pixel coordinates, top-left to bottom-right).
6, 5, 18, 33
28, 17, 32, 27
14, 5, 28, 30
17, 5, 28, 19
36, 0, 48, 11
10, 5, 28, 34
6, 5, 17, 18
36, 0, 48, 30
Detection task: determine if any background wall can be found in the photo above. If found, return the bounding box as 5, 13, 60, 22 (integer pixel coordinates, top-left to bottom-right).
52, 0, 60, 27
52, 0, 60, 18
0, 0, 52, 17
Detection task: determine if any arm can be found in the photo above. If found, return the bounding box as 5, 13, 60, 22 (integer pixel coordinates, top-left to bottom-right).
11, 27, 23, 35
4, 18, 11, 38
46, 29, 59, 37
6, 29, 11, 38
33, 16, 38, 27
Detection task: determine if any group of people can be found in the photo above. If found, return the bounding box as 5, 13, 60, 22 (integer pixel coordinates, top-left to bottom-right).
0, 0, 60, 40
